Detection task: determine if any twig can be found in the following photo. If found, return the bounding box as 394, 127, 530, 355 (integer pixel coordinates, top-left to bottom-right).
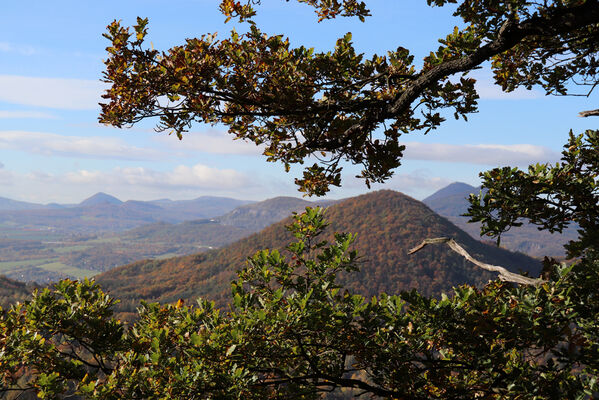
408, 237, 545, 286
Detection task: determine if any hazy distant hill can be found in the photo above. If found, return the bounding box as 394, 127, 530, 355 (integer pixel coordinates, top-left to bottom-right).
423, 182, 577, 258
422, 182, 480, 216
0, 197, 47, 211
218, 196, 315, 231
0, 193, 253, 234
79, 192, 123, 207
97, 190, 541, 317
218, 196, 340, 231
60, 197, 337, 276
149, 196, 253, 221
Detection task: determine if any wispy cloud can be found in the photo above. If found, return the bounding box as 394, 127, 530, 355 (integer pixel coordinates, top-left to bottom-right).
402, 142, 559, 166
0, 75, 105, 110
0, 166, 13, 185
0, 130, 161, 160
1, 163, 260, 203
0, 42, 37, 56
155, 129, 264, 156
0, 110, 58, 119
475, 80, 540, 100
65, 164, 248, 190
331, 169, 452, 201
386, 170, 452, 193
468, 68, 541, 100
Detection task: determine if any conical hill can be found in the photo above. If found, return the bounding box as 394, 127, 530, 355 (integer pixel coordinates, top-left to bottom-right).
96, 190, 541, 316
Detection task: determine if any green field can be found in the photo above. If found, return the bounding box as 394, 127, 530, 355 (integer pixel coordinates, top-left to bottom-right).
36, 262, 98, 279
0, 231, 61, 241
0, 258, 56, 273
86, 237, 121, 244
53, 245, 92, 253
0, 257, 97, 279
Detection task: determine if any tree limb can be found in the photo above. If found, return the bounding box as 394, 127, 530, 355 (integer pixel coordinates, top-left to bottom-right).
388, 0, 599, 117
408, 237, 545, 286
579, 109, 599, 117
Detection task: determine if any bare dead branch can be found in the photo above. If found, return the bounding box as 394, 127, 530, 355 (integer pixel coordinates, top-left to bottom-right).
579, 109, 599, 117
408, 237, 545, 286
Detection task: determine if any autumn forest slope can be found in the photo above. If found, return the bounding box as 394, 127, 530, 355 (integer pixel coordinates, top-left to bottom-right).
97, 190, 542, 316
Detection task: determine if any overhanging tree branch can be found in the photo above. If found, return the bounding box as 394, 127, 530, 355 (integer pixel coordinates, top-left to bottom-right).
99, 1, 599, 194
388, 0, 599, 117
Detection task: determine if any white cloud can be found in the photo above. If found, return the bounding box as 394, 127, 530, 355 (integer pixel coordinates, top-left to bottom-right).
466, 68, 541, 100
0, 167, 14, 185
0, 163, 259, 203
0, 75, 105, 110
0, 42, 36, 56
64, 164, 248, 190
155, 129, 264, 155
327, 169, 452, 201
475, 80, 540, 100
386, 170, 452, 192
0, 110, 58, 119
402, 141, 559, 166
0, 130, 161, 160
168, 164, 247, 188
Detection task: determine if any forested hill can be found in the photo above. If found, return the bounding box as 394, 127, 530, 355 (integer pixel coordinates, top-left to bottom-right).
96, 190, 541, 317
217, 196, 337, 231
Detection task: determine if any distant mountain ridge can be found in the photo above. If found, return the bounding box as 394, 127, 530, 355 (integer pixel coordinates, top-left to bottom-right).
423, 182, 577, 258
97, 190, 541, 317
148, 196, 254, 222
0, 196, 50, 211
0, 193, 254, 234
218, 196, 319, 231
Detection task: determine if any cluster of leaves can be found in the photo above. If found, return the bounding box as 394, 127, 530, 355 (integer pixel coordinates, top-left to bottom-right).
219, 0, 371, 23
99, 1, 599, 195
467, 129, 599, 258
0, 279, 124, 399
2, 207, 598, 399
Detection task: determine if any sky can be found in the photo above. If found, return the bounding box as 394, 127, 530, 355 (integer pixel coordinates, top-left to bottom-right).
0, 0, 596, 204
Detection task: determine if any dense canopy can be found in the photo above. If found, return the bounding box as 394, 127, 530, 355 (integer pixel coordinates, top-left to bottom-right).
100, 0, 599, 194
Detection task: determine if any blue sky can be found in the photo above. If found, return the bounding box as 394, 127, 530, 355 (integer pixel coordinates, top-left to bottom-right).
0, 1, 596, 203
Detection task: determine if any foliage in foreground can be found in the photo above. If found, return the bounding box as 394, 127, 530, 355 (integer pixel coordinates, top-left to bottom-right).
100, 0, 599, 195
1, 204, 598, 399
4, 1, 599, 396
